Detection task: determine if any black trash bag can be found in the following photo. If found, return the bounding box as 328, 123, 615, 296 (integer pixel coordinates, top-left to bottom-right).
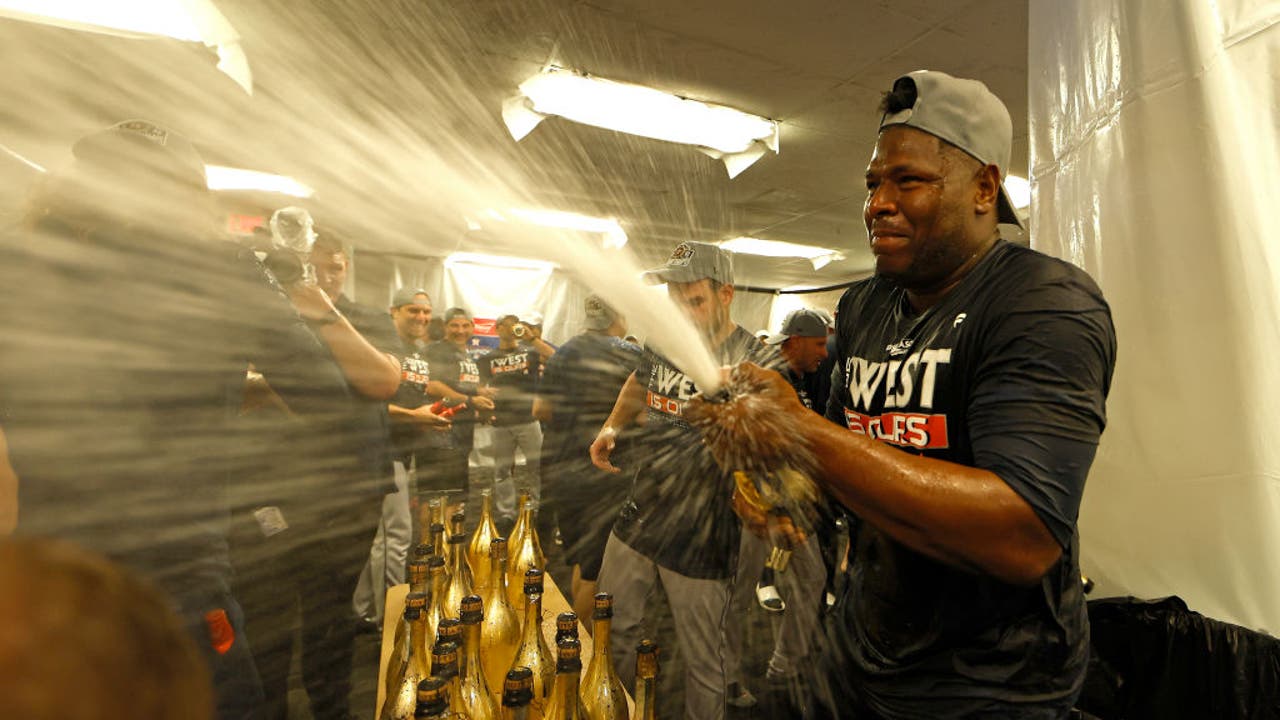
1079, 596, 1280, 720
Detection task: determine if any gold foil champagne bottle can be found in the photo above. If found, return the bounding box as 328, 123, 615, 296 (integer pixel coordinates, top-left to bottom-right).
510, 568, 555, 717
436, 618, 462, 676
459, 595, 500, 720
579, 594, 627, 720
424, 556, 449, 661
554, 612, 579, 646
414, 676, 451, 719
501, 667, 535, 720
470, 489, 500, 592
507, 499, 545, 612
430, 641, 469, 720
431, 522, 449, 570
482, 538, 522, 696
443, 517, 475, 619
543, 638, 586, 720
632, 641, 659, 720
388, 591, 430, 694
382, 600, 430, 720
409, 557, 430, 595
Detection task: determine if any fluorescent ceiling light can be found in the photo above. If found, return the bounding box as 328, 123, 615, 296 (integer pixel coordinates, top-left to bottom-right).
1004, 175, 1031, 209
503, 66, 779, 178
205, 165, 314, 198
0, 0, 253, 94
445, 252, 555, 273
476, 207, 628, 249
720, 237, 845, 269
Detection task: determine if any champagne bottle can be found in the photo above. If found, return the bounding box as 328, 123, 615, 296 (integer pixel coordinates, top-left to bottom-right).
413, 543, 434, 564
507, 499, 545, 612
414, 676, 451, 719
424, 556, 449, 663
632, 641, 659, 720
383, 600, 430, 720
579, 594, 627, 720
443, 516, 475, 619
543, 638, 586, 720
554, 612, 579, 646
436, 618, 462, 677
389, 591, 430, 693
510, 569, 554, 717
482, 538, 521, 696
459, 595, 500, 720
409, 558, 430, 595
431, 641, 469, 720
470, 489, 500, 592
431, 522, 449, 570
501, 667, 535, 720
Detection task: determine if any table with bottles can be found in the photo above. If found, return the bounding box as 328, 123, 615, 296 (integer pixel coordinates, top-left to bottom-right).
376, 492, 641, 719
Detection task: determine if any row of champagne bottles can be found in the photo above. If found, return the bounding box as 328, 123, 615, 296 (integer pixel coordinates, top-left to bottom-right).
383, 490, 658, 719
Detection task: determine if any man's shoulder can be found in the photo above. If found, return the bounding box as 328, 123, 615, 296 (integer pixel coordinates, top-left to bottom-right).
979, 242, 1111, 316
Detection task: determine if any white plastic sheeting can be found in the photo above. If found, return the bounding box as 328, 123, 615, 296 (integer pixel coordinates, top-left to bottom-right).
1029, 0, 1280, 633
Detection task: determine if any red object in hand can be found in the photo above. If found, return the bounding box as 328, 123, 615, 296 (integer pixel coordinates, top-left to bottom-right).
204, 609, 236, 655
428, 400, 468, 419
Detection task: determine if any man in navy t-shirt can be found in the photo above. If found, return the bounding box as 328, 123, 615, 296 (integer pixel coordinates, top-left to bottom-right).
690, 71, 1117, 719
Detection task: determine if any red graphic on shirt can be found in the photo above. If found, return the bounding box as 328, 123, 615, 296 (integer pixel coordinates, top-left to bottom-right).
844, 408, 949, 449
646, 390, 683, 417
204, 608, 236, 655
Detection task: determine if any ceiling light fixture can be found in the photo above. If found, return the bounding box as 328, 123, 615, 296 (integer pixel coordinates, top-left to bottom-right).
0, 0, 253, 94
720, 237, 845, 270
205, 165, 314, 198
444, 252, 555, 273
1004, 175, 1031, 209
503, 66, 779, 179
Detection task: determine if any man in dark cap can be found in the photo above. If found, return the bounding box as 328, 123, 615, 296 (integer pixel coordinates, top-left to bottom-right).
690, 71, 1117, 718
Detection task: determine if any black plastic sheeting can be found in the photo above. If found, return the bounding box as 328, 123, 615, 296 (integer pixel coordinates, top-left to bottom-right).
1078, 596, 1280, 719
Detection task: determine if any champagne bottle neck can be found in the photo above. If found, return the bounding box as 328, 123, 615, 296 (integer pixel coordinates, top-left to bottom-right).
522, 594, 543, 630
463, 623, 484, 668
635, 677, 656, 720
591, 617, 612, 658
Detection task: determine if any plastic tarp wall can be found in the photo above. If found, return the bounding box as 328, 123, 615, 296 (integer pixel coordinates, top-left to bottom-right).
1028, 0, 1280, 632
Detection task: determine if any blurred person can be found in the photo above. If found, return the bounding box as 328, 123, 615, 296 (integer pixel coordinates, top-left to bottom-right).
589, 241, 779, 719
425, 308, 496, 503
230, 232, 402, 720
725, 308, 832, 714
425, 315, 446, 344
517, 310, 557, 361
532, 295, 640, 620
687, 71, 1116, 719
0, 538, 213, 720
0, 119, 364, 720
480, 314, 545, 519
356, 288, 461, 626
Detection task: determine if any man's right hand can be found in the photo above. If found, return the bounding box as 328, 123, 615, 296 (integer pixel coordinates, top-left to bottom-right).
411, 405, 451, 429
470, 395, 495, 411
590, 426, 621, 474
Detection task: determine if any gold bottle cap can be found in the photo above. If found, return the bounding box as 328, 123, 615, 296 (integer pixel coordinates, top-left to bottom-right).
436, 618, 461, 644
459, 594, 484, 623
406, 591, 428, 610
523, 567, 544, 596
592, 592, 614, 620
412, 544, 433, 561
555, 612, 578, 643
491, 536, 508, 560
427, 555, 446, 571
416, 676, 448, 702
555, 637, 582, 666
503, 667, 534, 707
431, 641, 459, 677
635, 640, 660, 678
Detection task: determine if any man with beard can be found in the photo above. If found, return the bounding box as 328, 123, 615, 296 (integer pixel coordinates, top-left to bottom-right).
590, 241, 777, 719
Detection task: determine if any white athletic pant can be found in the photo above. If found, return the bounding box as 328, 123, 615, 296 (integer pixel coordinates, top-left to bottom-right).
352, 461, 411, 624
596, 532, 729, 720
489, 420, 542, 517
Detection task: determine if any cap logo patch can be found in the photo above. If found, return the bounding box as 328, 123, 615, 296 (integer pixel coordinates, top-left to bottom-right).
118, 120, 169, 146
668, 242, 694, 266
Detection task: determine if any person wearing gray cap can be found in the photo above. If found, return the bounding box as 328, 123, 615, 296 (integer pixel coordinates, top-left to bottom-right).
532, 294, 640, 621
589, 241, 780, 718
689, 71, 1116, 718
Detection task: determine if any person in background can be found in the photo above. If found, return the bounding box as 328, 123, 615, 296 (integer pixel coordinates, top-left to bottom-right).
517, 310, 557, 362
231, 231, 402, 720
354, 288, 458, 628
533, 294, 640, 620
589, 241, 779, 719
0, 119, 360, 720
425, 308, 496, 507
480, 314, 545, 519
0, 538, 213, 720
689, 70, 1116, 719
726, 308, 833, 716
